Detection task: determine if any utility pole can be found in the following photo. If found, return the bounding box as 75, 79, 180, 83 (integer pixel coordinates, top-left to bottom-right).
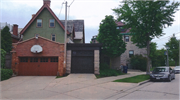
64, 1, 67, 71
165, 45, 169, 67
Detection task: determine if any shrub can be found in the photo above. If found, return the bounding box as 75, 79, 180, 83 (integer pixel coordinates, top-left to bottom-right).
130, 54, 147, 71
98, 63, 124, 78
1, 49, 6, 68
0, 69, 13, 81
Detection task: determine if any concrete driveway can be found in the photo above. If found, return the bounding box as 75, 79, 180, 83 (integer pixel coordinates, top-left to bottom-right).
0, 72, 145, 100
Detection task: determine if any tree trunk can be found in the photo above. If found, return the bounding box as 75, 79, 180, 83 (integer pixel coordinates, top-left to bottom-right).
146, 34, 150, 74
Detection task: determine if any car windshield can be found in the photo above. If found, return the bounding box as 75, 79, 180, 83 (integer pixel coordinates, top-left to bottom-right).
153, 68, 168, 72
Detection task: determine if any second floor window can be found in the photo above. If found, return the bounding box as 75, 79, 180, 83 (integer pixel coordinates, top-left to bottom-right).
125, 36, 129, 42
37, 19, 42, 27
49, 19, 55, 27
51, 34, 56, 41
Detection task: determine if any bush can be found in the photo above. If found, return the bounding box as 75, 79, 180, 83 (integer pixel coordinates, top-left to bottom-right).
130, 54, 147, 71
1, 49, 6, 68
97, 63, 124, 78
0, 69, 13, 81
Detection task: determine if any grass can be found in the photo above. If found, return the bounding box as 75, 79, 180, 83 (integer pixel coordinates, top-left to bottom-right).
95, 69, 126, 78
113, 74, 150, 83
56, 74, 68, 78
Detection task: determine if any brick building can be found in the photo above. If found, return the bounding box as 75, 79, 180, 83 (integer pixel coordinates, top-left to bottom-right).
91, 21, 147, 69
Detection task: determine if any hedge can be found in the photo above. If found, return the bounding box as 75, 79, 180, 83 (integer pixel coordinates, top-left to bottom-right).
1, 69, 13, 81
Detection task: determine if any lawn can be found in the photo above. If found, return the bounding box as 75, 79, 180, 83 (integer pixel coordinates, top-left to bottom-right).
113, 74, 150, 83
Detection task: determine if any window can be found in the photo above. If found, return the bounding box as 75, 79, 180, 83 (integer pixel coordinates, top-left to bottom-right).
129, 50, 134, 58
40, 58, 48, 62
120, 27, 125, 32
20, 57, 28, 62
125, 36, 129, 42
49, 19, 55, 27
51, 34, 56, 41
35, 34, 39, 38
30, 58, 38, 62
50, 58, 58, 62
116, 27, 120, 29
37, 19, 42, 27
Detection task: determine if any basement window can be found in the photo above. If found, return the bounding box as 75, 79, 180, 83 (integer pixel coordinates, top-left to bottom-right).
49, 19, 55, 27
37, 19, 42, 27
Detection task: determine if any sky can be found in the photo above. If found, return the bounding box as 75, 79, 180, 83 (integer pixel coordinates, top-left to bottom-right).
1, 0, 180, 49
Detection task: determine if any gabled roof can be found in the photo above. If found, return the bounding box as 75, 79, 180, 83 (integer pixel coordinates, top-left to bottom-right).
60, 20, 84, 33
115, 21, 125, 26
20, 3, 70, 35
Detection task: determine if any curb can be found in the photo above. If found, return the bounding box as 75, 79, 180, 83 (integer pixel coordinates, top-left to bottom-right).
138, 79, 150, 85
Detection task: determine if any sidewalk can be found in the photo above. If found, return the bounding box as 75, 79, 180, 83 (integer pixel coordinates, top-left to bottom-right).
0, 70, 147, 100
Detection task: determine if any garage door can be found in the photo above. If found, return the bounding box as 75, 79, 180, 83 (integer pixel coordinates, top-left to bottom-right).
18, 57, 58, 76
71, 50, 94, 73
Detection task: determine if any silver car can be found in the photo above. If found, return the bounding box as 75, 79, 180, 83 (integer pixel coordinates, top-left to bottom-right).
174, 66, 180, 74
150, 67, 175, 82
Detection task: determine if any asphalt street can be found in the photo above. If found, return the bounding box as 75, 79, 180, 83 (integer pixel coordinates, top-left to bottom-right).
109, 74, 180, 100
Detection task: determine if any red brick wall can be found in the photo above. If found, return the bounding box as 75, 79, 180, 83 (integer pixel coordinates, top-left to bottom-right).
16, 37, 64, 57
11, 37, 65, 76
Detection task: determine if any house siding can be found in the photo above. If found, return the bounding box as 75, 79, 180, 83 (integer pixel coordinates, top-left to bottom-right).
23, 8, 65, 43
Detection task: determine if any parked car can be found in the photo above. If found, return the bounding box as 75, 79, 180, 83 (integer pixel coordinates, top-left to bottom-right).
150, 67, 175, 82
174, 66, 180, 74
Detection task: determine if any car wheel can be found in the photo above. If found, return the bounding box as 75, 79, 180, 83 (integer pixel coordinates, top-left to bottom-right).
168, 76, 171, 82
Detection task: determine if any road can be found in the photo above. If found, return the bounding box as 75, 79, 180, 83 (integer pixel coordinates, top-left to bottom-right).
108, 74, 180, 100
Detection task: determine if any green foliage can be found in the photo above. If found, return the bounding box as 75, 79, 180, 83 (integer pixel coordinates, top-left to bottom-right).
0, 69, 13, 81
97, 63, 124, 78
113, 0, 180, 73
1, 49, 6, 68
113, 74, 150, 83
97, 15, 126, 58
130, 54, 147, 71
166, 36, 179, 66
1, 26, 12, 52
156, 49, 166, 66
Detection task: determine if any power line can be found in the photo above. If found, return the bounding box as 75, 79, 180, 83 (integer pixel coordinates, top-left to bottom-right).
68, 0, 75, 20
58, 2, 64, 19
152, 32, 180, 42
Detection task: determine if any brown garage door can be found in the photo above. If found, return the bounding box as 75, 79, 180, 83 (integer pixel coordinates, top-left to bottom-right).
18, 57, 58, 76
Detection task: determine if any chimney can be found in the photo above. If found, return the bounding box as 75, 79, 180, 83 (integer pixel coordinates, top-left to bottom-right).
13, 24, 18, 36
32, 14, 36, 18
43, 0, 51, 7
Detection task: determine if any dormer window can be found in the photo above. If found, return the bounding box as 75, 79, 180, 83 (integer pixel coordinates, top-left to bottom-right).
49, 19, 55, 27
37, 19, 42, 27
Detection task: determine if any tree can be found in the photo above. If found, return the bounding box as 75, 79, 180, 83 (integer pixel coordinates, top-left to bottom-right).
113, 0, 180, 74
1, 26, 12, 52
1, 49, 6, 68
97, 15, 126, 67
166, 36, 179, 66
149, 42, 158, 67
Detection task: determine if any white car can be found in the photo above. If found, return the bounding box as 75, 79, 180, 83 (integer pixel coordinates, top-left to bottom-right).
174, 66, 180, 74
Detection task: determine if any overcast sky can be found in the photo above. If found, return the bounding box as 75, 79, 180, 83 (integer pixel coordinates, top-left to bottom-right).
1, 0, 180, 49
